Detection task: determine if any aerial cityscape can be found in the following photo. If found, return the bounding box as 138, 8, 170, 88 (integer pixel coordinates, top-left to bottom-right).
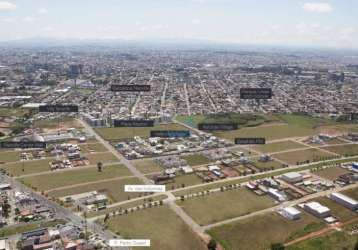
0, 0, 358, 250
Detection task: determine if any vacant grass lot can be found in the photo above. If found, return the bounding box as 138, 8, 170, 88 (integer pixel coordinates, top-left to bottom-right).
0, 107, 28, 117
85, 152, 118, 164
322, 144, 358, 157
165, 174, 204, 190
252, 140, 308, 154
47, 177, 143, 203
20, 164, 132, 191
95, 123, 188, 141
287, 231, 358, 250
273, 148, 335, 165
252, 158, 283, 171
177, 188, 275, 225
80, 143, 108, 153
180, 154, 212, 166
313, 197, 357, 222
0, 151, 20, 163
208, 212, 324, 250
33, 118, 83, 129
105, 205, 206, 250
343, 187, 358, 200
0, 158, 53, 176
132, 159, 162, 174
315, 166, 351, 181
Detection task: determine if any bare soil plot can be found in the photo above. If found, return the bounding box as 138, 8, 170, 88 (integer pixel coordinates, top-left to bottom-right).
322, 144, 358, 157
314, 166, 351, 181
252, 140, 308, 154
132, 159, 162, 174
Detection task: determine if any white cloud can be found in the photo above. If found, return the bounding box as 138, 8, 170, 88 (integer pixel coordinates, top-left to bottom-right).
191, 19, 201, 25
38, 8, 48, 15
0, 1, 16, 11
302, 2, 333, 13
23, 16, 35, 23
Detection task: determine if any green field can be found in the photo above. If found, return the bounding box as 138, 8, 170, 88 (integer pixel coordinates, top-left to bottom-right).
105, 205, 206, 250
287, 231, 358, 250
0, 151, 20, 163
273, 148, 335, 165
85, 152, 118, 164
322, 144, 358, 157
176, 113, 274, 128
20, 164, 132, 191
177, 188, 275, 225
208, 212, 324, 250
0, 158, 53, 176
343, 187, 358, 200
180, 154, 212, 166
47, 177, 143, 203
33, 117, 83, 129
210, 114, 358, 141
95, 123, 188, 141
315, 166, 351, 181
0, 107, 28, 117
132, 159, 162, 174
252, 140, 307, 154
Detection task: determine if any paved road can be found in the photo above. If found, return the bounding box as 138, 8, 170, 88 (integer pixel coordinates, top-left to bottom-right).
77, 119, 152, 185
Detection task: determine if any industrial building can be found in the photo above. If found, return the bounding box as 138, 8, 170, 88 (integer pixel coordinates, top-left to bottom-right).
304, 201, 331, 218
330, 192, 358, 211
281, 172, 303, 183
279, 207, 302, 220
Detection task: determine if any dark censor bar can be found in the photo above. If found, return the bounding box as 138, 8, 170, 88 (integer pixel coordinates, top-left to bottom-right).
0, 141, 47, 149
198, 123, 238, 131
240, 88, 272, 99
235, 138, 266, 145
39, 105, 79, 113
150, 130, 190, 138
114, 120, 154, 127
111, 84, 151, 92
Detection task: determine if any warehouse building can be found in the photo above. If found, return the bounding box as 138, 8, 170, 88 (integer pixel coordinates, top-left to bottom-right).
304, 202, 331, 218
330, 192, 358, 211
279, 207, 302, 220
281, 172, 303, 183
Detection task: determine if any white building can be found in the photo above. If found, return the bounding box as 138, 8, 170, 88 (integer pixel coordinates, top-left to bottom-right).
304, 202, 331, 218
330, 192, 358, 211
268, 188, 287, 202
279, 207, 302, 220
281, 172, 303, 183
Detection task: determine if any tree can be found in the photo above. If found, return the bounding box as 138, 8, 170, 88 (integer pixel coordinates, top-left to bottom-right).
271, 243, 285, 250
97, 162, 103, 172
207, 239, 217, 250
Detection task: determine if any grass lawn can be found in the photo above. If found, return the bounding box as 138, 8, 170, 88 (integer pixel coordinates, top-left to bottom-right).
105, 205, 206, 250
273, 148, 335, 165
0, 151, 20, 163
322, 144, 358, 157
132, 159, 162, 174
34, 118, 83, 129
20, 164, 132, 191
80, 143, 108, 153
0, 107, 28, 117
314, 166, 351, 181
287, 231, 358, 250
95, 123, 188, 141
176, 188, 275, 225
86, 194, 168, 218
207, 211, 324, 250
343, 187, 358, 200
252, 140, 308, 154
313, 197, 357, 222
0, 158, 53, 176
252, 158, 284, 171
180, 154, 212, 166
85, 152, 118, 164
47, 177, 143, 203
165, 174, 204, 190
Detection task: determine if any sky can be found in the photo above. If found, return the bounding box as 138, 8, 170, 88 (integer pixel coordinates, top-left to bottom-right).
0, 0, 357, 49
